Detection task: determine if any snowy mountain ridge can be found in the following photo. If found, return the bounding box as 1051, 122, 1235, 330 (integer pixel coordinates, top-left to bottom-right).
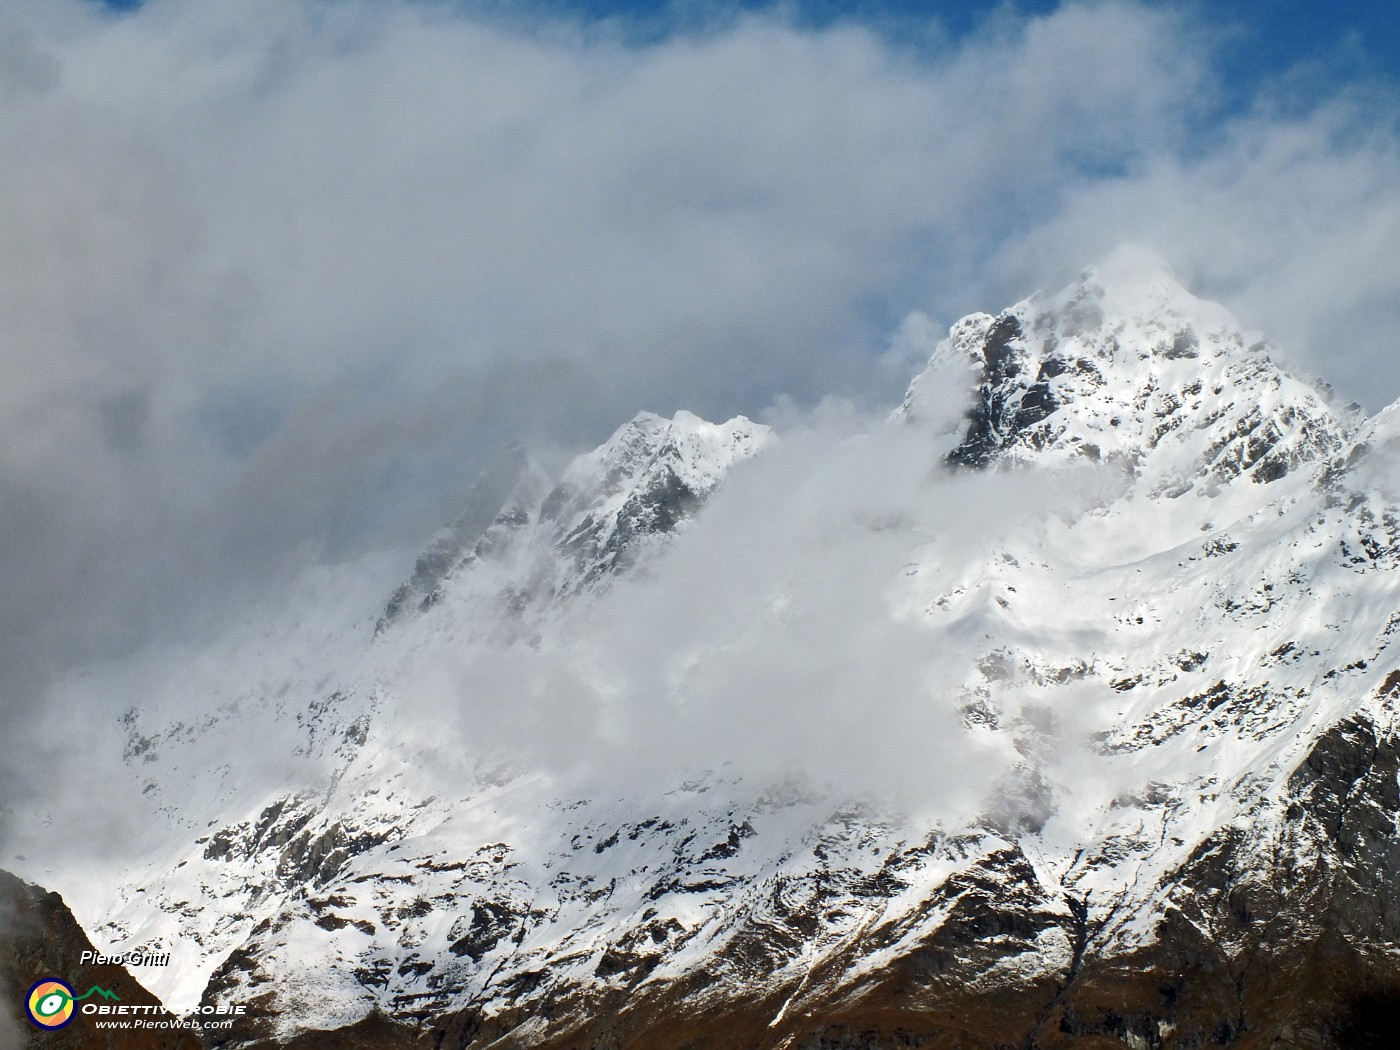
11, 260, 1400, 1049
377, 409, 771, 639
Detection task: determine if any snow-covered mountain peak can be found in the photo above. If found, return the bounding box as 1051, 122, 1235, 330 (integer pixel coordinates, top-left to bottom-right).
22, 264, 1400, 1049
377, 408, 772, 637
538, 408, 771, 589
905, 263, 1360, 500
1047, 249, 1237, 336
561, 408, 769, 498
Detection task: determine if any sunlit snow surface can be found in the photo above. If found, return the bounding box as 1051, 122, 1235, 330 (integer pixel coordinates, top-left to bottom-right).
11, 260, 1400, 1038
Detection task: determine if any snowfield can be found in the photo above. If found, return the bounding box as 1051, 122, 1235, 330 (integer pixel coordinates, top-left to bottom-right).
11, 258, 1400, 1047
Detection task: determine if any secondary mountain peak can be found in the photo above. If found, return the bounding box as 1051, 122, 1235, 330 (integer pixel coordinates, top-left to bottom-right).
376, 408, 771, 636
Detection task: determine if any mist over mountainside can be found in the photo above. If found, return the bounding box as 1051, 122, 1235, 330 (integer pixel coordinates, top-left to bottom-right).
7, 258, 1400, 1048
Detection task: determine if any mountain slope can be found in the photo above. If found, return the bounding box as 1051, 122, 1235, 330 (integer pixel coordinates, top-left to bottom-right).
10, 261, 1400, 1049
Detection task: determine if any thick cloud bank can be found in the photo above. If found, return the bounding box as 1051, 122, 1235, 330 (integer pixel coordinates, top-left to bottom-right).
2, 0, 1400, 842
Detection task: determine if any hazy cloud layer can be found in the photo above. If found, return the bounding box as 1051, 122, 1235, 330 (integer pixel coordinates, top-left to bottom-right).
2, 0, 1400, 833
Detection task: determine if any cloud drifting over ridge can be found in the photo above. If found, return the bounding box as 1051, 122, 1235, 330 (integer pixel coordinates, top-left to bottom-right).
2, 0, 1400, 819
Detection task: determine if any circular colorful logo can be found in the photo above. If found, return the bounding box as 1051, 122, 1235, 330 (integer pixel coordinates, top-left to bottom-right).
26, 978, 76, 1029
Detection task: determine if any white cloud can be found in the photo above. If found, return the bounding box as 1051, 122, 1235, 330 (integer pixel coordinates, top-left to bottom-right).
2, 0, 1400, 826
995, 98, 1400, 402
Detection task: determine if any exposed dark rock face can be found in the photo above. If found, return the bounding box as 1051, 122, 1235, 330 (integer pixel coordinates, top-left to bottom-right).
931, 275, 1353, 492
559, 458, 702, 587
0, 870, 200, 1050
949, 313, 1060, 468
448, 902, 520, 963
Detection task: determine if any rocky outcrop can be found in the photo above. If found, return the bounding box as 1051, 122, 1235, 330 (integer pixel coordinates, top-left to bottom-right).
0, 870, 200, 1050
929, 266, 1357, 493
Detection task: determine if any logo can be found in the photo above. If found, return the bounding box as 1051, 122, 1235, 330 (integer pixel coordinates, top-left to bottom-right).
21, 970, 244, 1033
26, 979, 76, 1029
25, 979, 121, 1030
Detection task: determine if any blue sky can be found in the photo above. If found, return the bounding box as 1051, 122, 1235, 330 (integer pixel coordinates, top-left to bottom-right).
86, 0, 1400, 186
92, 0, 1400, 99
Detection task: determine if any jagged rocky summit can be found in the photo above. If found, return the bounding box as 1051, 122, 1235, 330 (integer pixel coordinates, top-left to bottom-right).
12, 261, 1400, 1049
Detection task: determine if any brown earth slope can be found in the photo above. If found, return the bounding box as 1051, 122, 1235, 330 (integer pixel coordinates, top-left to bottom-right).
0, 870, 200, 1050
